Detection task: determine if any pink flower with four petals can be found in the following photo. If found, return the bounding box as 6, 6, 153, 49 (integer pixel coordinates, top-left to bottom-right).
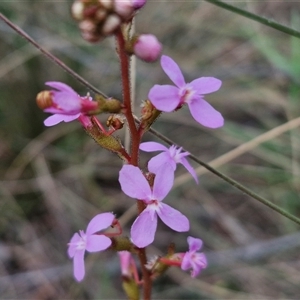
139, 141, 198, 183
181, 236, 207, 277
119, 164, 189, 248
68, 212, 114, 281
43, 81, 97, 127
148, 55, 224, 128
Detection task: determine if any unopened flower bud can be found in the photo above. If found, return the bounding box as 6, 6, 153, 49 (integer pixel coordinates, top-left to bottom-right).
132, 0, 147, 9
71, 0, 85, 21
133, 34, 162, 62
114, 0, 134, 19
79, 19, 102, 43
102, 15, 121, 35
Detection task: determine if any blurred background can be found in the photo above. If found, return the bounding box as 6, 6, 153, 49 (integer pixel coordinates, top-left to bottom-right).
1, 1, 300, 299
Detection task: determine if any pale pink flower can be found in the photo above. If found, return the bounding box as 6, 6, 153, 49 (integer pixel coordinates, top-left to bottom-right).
67, 213, 114, 282
42, 82, 97, 127
119, 164, 189, 248
139, 141, 198, 183
134, 34, 162, 62
181, 236, 207, 277
148, 55, 224, 128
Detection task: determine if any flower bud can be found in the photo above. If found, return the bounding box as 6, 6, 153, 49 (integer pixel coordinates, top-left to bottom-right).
72, 0, 137, 43
133, 34, 162, 62
132, 0, 147, 9
114, 0, 134, 19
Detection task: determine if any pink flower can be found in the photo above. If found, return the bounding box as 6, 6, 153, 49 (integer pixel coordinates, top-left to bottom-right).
133, 34, 162, 62
41, 82, 97, 127
67, 212, 114, 282
119, 164, 189, 248
181, 236, 207, 277
139, 141, 198, 184
148, 55, 224, 128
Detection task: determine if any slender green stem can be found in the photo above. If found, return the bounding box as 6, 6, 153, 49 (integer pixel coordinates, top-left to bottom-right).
0, 12, 108, 97
140, 119, 300, 227
204, 0, 300, 39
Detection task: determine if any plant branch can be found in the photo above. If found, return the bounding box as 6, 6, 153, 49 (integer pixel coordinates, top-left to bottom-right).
115, 29, 140, 166
204, 0, 300, 39
142, 120, 300, 227
0, 12, 107, 97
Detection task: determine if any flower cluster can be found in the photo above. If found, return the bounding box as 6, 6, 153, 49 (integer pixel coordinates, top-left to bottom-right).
71, 0, 145, 43
35, 0, 224, 293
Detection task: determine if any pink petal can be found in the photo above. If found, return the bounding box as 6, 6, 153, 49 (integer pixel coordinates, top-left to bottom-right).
45, 81, 76, 93
44, 114, 80, 126
157, 203, 189, 232
181, 253, 192, 271
139, 142, 168, 152
86, 213, 114, 235
131, 209, 158, 248
119, 165, 151, 200
188, 98, 224, 128
161, 55, 185, 87
190, 253, 207, 277
68, 232, 80, 258
148, 152, 175, 174
54, 92, 81, 112
152, 164, 174, 201
118, 251, 132, 276
73, 250, 85, 282
187, 236, 203, 252
148, 85, 180, 112
86, 235, 112, 252
180, 157, 198, 184
189, 77, 222, 94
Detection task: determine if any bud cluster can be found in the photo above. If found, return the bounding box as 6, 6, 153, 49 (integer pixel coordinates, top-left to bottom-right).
72, 0, 140, 42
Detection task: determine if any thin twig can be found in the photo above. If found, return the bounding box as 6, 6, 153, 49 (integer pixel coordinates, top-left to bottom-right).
204, 0, 300, 39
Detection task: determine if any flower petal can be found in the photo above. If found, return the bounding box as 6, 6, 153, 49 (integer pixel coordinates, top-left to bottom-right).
148, 152, 175, 174
86, 235, 112, 252
161, 55, 185, 87
44, 114, 80, 126
181, 252, 192, 271
86, 212, 115, 235
188, 98, 224, 128
148, 85, 180, 112
45, 81, 76, 93
73, 249, 85, 282
189, 77, 222, 95
139, 142, 168, 152
180, 157, 198, 184
68, 232, 81, 258
157, 203, 189, 232
131, 209, 157, 248
187, 236, 203, 252
152, 164, 174, 201
119, 165, 151, 200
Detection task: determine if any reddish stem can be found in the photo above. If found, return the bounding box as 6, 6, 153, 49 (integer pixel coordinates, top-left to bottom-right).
116, 27, 152, 299
116, 29, 140, 166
